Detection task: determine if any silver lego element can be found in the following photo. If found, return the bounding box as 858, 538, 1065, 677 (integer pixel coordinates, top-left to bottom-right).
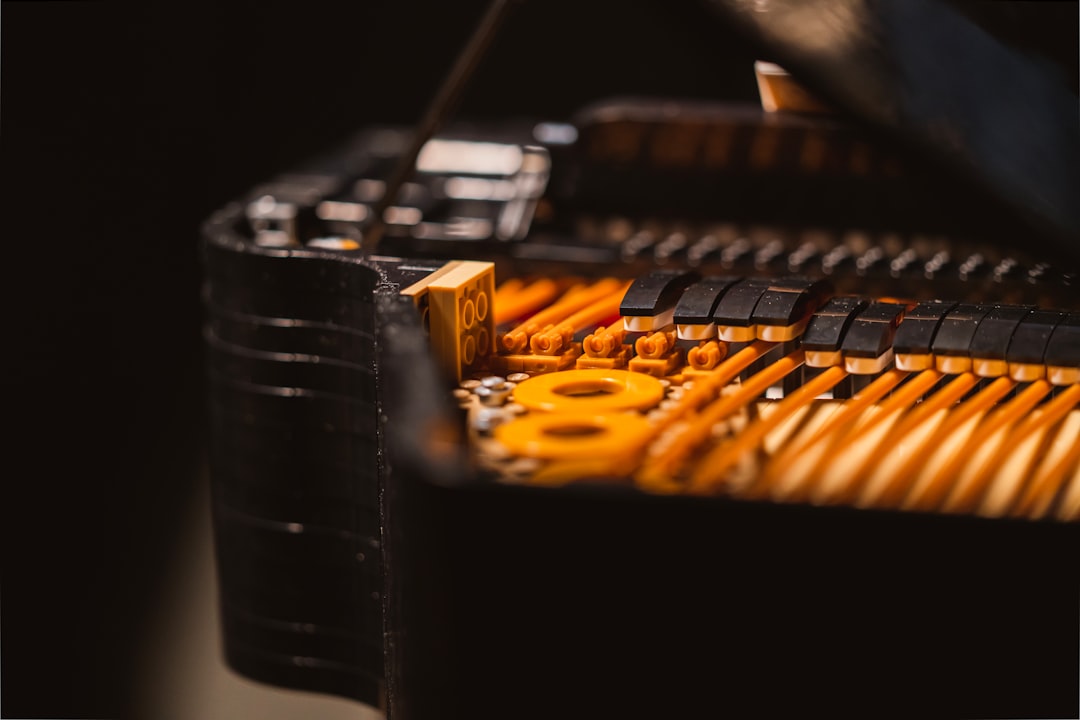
247, 195, 299, 243
532, 122, 578, 145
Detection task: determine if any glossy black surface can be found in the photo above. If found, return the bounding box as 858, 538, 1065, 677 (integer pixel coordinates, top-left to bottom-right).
1045, 312, 1080, 368
1006, 310, 1067, 365
968, 305, 1034, 360
712, 277, 774, 326
840, 301, 905, 358
932, 303, 996, 357
673, 276, 744, 325
750, 277, 833, 326
892, 300, 958, 355
619, 270, 702, 318
700, 0, 1080, 264
802, 296, 871, 352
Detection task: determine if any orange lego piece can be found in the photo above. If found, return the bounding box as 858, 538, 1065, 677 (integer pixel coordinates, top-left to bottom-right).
687, 340, 727, 371
497, 279, 624, 353
583, 325, 627, 358
628, 353, 684, 378
530, 323, 576, 355
629, 328, 683, 376
634, 328, 677, 359
576, 346, 633, 369
576, 324, 631, 368
491, 346, 582, 375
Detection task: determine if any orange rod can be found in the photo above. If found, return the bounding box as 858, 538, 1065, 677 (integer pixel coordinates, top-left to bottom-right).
693, 364, 849, 494
981, 384, 1080, 516
899, 372, 979, 426
902, 378, 1035, 512
638, 349, 804, 487
757, 367, 909, 489
945, 381, 1069, 514
498, 278, 622, 352
661, 341, 776, 426
850, 372, 981, 508
899, 376, 1017, 511
530, 280, 634, 354
512, 279, 617, 329
1012, 414, 1080, 519
874, 368, 945, 414
494, 278, 560, 325
633, 341, 776, 492
560, 279, 633, 330
790, 368, 944, 501
819, 368, 911, 435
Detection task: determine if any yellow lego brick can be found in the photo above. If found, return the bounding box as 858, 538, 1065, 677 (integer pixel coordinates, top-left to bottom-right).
427, 261, 497, 381
400, 260, 464, 300
400, 260, 464, 334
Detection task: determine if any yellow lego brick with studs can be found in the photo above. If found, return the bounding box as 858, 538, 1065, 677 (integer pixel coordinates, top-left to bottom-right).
426, 261, 496, 381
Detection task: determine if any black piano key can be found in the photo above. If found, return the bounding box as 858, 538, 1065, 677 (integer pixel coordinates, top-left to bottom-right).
750, 277, 834, 328
620, 270, 701, 328
841, 302, 906, 359
712, 277, 772, 328
1044, 312, 1080, 367
968, 305, 1035, 360
802, 297, 869, 352
930, 304, 995, 358
892, 300, 958, 356
673, 276, 743, 325
1006, 310, 1067, 365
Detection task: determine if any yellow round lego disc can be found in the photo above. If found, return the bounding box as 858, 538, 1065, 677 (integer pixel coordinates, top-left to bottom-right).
494, 412, 654, 460
511, 368, 665, 413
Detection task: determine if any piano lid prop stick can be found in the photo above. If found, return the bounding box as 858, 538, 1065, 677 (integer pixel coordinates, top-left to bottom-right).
363, 0, 518, 255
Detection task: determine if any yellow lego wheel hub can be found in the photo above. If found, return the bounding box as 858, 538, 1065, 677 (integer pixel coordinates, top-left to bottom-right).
511, 368, 665, 413
494, 412, 654, 460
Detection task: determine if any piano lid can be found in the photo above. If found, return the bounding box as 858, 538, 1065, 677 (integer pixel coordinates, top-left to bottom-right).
699, 0, 1080, 265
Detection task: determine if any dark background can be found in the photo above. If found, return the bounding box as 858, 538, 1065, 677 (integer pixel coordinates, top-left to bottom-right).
2, 1, 1076, 718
